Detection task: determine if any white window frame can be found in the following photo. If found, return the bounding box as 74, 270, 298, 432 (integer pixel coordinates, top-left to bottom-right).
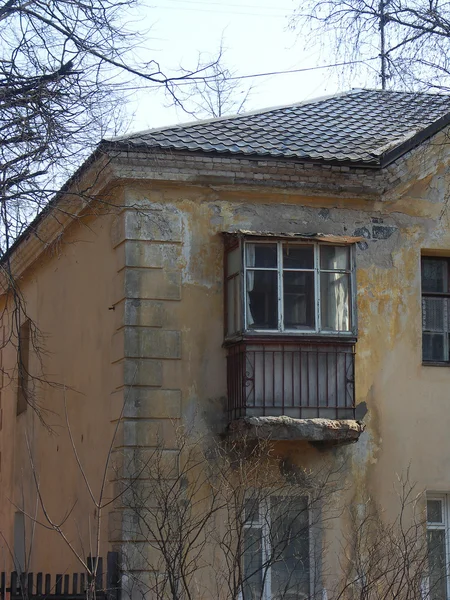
242, 240, 356, 336
427, 493, 450, 600
241, 495, 313, 600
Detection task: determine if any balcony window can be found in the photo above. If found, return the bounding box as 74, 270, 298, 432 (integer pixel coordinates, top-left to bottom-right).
225, 239, 355, 338
225, 236, 358, 430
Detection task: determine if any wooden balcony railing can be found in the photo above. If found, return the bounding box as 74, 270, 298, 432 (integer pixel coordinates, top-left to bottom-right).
226, 340, 356, 422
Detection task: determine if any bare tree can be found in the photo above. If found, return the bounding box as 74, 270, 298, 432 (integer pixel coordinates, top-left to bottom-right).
177, 41, 252, 119
291, 0, 450, 92
0, 0, 229, 416
110, 430, 342, 600
8, 408, 444, 600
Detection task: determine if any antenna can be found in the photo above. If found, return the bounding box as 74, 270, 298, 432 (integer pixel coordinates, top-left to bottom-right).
379, 0, 389, 89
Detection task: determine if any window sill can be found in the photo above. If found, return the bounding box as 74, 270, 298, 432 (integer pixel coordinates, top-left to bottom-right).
223, 331, 357, 347
422, 361, 450, 367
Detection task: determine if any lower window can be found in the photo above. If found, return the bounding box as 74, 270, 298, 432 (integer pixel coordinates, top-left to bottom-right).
242, 495, 310, 600
427, 495, 450, 599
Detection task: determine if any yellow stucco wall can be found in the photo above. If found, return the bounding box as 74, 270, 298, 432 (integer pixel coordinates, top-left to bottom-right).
0, 207, 122, 573
1, 136, 450, 591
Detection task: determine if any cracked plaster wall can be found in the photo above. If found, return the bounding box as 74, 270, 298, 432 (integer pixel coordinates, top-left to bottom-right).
111, 140, 450, 590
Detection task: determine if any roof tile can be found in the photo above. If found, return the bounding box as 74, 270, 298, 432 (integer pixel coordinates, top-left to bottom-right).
113, 90, 450, 166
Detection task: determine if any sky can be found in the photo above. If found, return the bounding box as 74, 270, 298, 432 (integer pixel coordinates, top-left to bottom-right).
120, 0, 380, 134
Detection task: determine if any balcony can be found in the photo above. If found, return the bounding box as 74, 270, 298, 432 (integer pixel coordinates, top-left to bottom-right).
226, 340, 363, 444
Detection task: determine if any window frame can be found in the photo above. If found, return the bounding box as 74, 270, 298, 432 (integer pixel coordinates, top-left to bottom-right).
421, 256, 450, 365
427, 493, 450, 600
224, 237, 357, 340
241, 494, 313, 600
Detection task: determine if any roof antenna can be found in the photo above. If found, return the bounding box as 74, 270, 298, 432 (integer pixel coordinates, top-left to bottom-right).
379, 0, 390, 90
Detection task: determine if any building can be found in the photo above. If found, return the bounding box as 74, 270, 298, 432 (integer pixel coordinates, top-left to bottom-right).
1, 88, 450, 599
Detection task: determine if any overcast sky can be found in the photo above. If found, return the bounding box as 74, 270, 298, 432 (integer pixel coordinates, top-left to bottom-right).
120, 0, 379, 134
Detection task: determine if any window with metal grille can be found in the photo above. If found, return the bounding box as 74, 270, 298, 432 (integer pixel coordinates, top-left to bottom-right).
422, 257, 450, 363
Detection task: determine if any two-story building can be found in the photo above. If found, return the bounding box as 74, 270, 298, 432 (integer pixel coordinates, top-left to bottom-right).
1, 88, 450, 599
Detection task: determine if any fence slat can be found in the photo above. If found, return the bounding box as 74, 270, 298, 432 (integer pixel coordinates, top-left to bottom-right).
11, 572, 17, 596
27, 573, 33, 595
55, 575, 62, 596
3, 556, 116, 600
45, 573, 51, 595
36, 573, 42, 596
63, 575, 69, 595
72, 573, 78, 595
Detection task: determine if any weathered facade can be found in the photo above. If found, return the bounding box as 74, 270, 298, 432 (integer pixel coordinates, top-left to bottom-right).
2, 89, 450, 598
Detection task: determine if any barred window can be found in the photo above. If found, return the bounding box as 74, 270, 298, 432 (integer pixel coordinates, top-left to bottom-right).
422, 257, 450, 363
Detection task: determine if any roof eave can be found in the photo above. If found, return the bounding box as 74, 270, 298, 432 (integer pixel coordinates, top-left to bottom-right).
379, 112, 450, 168
104, 140, 383, 169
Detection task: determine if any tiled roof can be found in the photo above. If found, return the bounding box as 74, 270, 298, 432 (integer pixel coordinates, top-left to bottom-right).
110, 89, 450, 167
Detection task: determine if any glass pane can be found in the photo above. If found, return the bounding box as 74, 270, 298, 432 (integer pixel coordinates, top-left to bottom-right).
428, 500, 444, 524
422, 259, 449, 293
270, 497, 310, 600
283, 272, 315, 329
246, 243, 277, 268
283, 245, 314, 269
320, 245, 350, 270
245, 499, 260, 525
428, 529, 448, 600
423, 297, 448, 332
227, 246, 241, 276
320, 273, 350, 331
242, 527, 263, 600
247, 271, 278, 329
423, 333, 447, 362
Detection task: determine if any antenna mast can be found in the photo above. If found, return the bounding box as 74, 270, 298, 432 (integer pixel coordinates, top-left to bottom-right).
379, 0, 388, 89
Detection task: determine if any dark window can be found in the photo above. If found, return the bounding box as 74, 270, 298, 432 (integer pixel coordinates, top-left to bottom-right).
422, 257, 450, 363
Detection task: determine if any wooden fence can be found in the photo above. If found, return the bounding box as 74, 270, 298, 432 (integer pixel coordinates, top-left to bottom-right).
0, 553, 120, 600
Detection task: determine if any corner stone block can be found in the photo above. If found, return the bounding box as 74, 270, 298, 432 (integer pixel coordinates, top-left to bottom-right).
120, 388, 181, 419
124, 269, 181, 301
121, 447, 179, 480
123, 241, 182, 269
121, 542, 164, 574
113, 359, 163, 388
122, 419, 179, 448
124, 328, 181, 360
112, 478, 166, 510
123, 299, 165, 328
109, 509, 162, 543
124, 209, 183, 243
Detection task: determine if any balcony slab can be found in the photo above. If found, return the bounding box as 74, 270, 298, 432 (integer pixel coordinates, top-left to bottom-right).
227, 416, 364, 445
